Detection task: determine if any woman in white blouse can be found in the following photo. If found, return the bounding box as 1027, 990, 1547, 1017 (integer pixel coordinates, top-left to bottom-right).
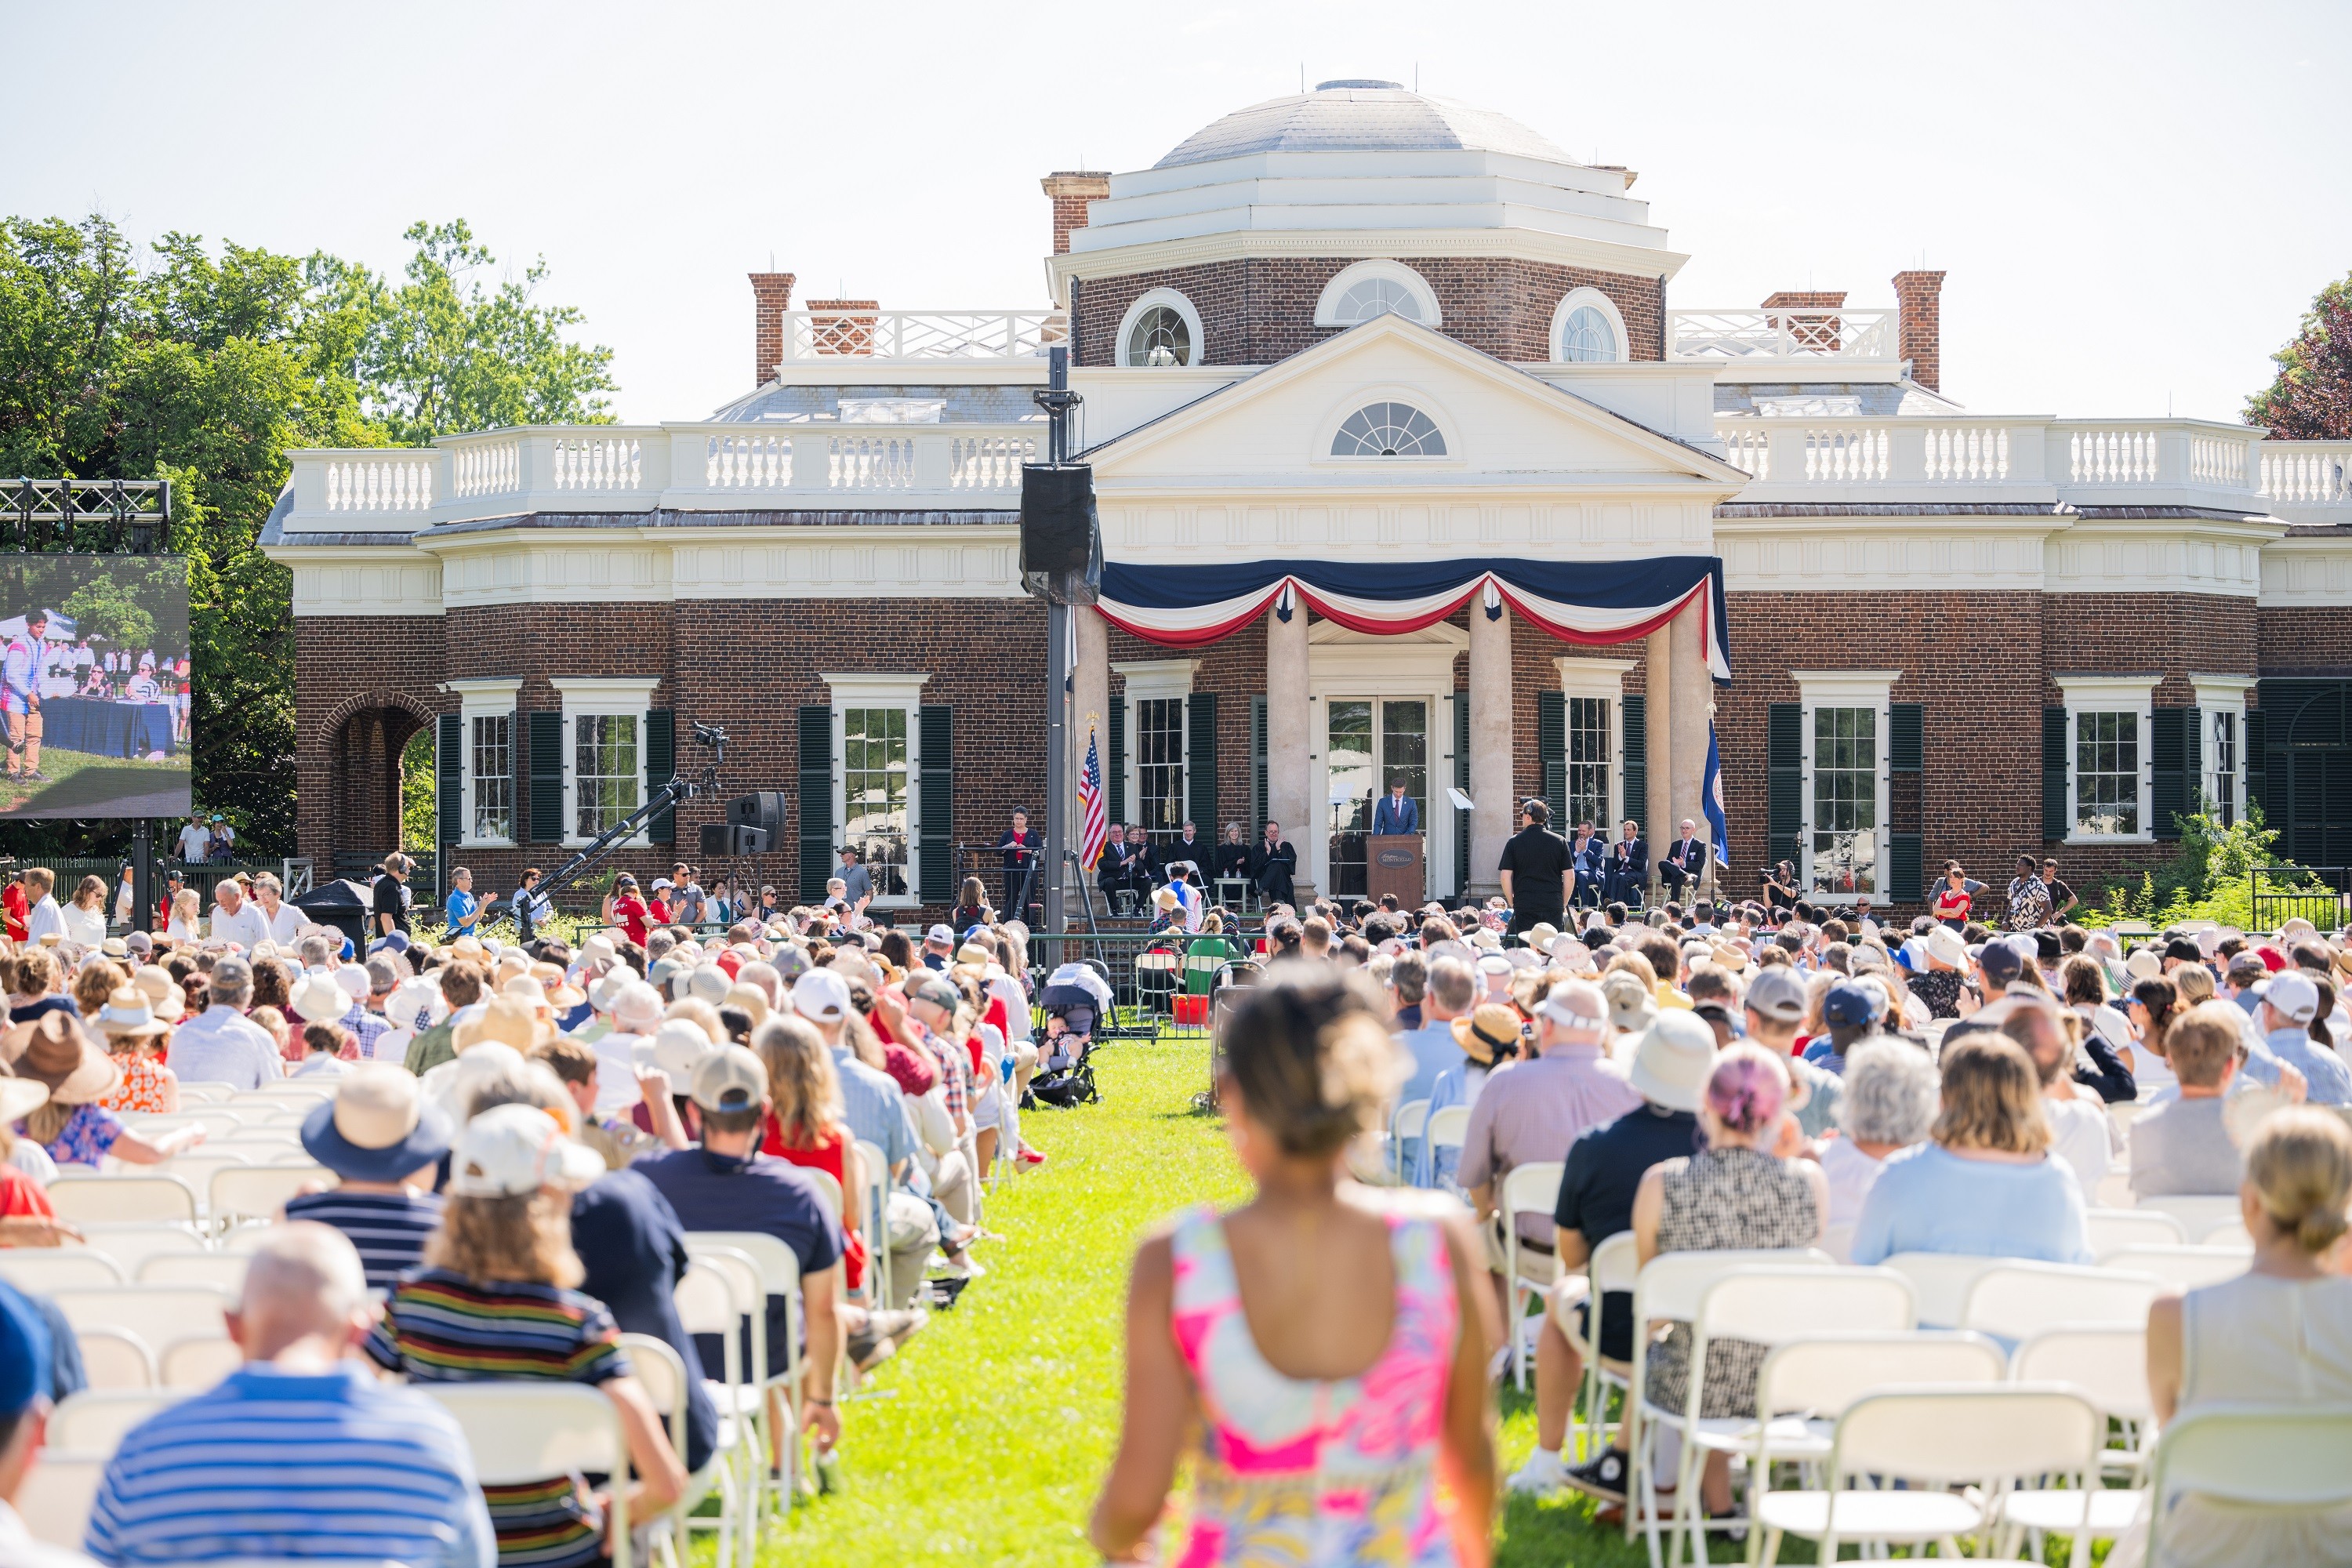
59, 875, 109, 948
165, 886, 203, 943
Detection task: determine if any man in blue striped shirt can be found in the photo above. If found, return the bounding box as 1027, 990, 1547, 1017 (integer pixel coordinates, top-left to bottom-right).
85, 1224, 493, 1568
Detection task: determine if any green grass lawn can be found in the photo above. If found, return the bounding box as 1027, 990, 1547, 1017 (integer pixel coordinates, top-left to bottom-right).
750, 1034, 2076, 1566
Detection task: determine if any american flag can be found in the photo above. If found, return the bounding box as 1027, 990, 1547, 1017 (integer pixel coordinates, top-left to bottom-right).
1078, 724, 1108, 872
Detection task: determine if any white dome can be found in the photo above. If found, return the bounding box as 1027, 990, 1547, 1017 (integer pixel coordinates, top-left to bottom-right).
1157, 81, 1577, 169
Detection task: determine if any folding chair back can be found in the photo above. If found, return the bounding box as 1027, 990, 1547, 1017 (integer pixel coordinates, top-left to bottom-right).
154, 1149, 257, 1197
1588, 1229, 1639, 1294
176, 1082, 233, 1103
74, 1328, 157, 1391
1756, 1330, 2005, 1422
673, 1259, 744, 1339
423, 1381, 630, 1486
158, 1335, 242, 1389
855, 1136, 891, 1301
1819, 1221, 1854, 1263
137, 1253, 251, 1292
1391, 1097, 1431, 1145
52, 1286, 234, 1364
2011, 1325, 2151, 1421
1499, 1160, 1564, 1388
1834, 1384, 2103, 1484
2085, 1206, 2188, 1258
1878, 1250, 2003, 1327
1631, 1247, 1834, 1324
120, 1108, 249, 1138
2204, 1217, 2256, 1250
2104, 1244, 2252, 1290
800, 1167, 844, 1223
45, 1174, 198, 1226
619, 1332, 688, 1444
0, 1251, 124, 1293
2135, 1194, 2246, 1243
1693, 1266, 1914, 1355
2147, 1403, 2352, 1566
240, 1081, 338, 1103
1500, 1160, 1562, 1225
18, 1451, 104, 1547
72, 1224, 209, 1278
49, 1388, 191, 1454
1424, 1105, 1470, 1170
209, 1162, 332, 1224
1958, 1261, 2162, 1341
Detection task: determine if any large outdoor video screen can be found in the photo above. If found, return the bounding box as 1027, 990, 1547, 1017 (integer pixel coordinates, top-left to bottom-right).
0, 554, 191, 820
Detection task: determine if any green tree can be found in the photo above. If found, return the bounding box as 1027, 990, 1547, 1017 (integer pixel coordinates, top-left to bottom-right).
61, 577, 157, 650
2246, 269, 2352, 437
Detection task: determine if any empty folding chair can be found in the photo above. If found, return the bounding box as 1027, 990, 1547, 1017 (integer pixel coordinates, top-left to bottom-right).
1958, 1261, 2162, 1345
685, 1231, 806, 1519
424, 1384, 637, 1568
0, 1251, 125, 1294
48, 1388, 191, 1454
16, 1451, 104, 1547
174, 1082, 233, 1104
2083, 1207, 2187, 1260
2002, 1325, 2154, 1548
51, 1286, 234, 1373
74, 1329, 157, 1392
1555, 1229, 1639, 1464
1387, 1098, 1430, 1182
1425, 1105, 1470, 1192
673, 1252, 760, 1559
619, 1331, 739, 1568
158, 1336, 241, 1390
1751, 1385, 2105, 1566
68, 1223, 209, 1278
1497, 1160, 1563, 1389
1731, 1330, 2007, 1476
2145, 1403, 2352, 1566
45, 1175, 199, 1227
2133, 1194, 2246, 1243
2104, 1244, 2252, 1290
137, 1253, 250, 1292
1878, 1250, 2005, 1328
209, 1162, 332, 1227
855, 1135, 891, 1308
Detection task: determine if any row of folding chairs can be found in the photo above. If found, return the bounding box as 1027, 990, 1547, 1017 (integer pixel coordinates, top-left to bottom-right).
1383, 1098, 1469, 1185
44, 1163, 330, 1232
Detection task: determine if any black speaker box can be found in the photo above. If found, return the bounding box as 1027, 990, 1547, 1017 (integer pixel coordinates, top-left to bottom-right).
700, 824, 773, 855
725, 792, 786, 829
1021, 463, 1097, 575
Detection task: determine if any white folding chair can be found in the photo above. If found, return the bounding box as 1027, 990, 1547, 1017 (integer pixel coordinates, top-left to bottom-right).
1879, 1250, 2005, 1328
2145, 1403, 2352, 1567
237, 1081, 337, 1104
1752, 1385, 2104, 1566
424, 1384, 635, 1568
1737, 1330, 2007, 1475
1498, 1160, 1563, 1390
1818, 1222, 1855, 1264
1555, 1229, 1639, 1463
800, 1167, 844, 1225
619, 1331, 739, 1568
1388, 1098, 1430, 1181
45, 1174, 199, 1226
209, 1163, 332, 1226
2084, 1207, 2187, 1259
138, 1252, 251, 1291
685, 1231, 807, 1521
1656, 1267, 1915, 1566
2001, 1326, 2154, 1548
69, 1223, 209, 1277
0, 1250, 125, 1292
48, 1388, 191, 1454
152, 1149, 257, 1199
74, 1328, 157, 1391
2135, 1194, 2247, 1243
119, 1108, 248, 1138
1619, 1247, 1832, 1556
1425, 1105, 1470, 1192
2205, 1217, 2256, 1250
1958, 1262, 2162, 1344
2104, 1244, 2252, 1290
855, 1135, 891, 1308
158, 1335, 242, 1389
17, 1450, 105, 1547
673, 1257, 757, 1562
175, 1082, 233, 1103
51, 1285, 234, 1370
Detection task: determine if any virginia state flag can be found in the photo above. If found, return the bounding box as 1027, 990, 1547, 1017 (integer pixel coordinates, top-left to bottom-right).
1703, 721, 1730, 870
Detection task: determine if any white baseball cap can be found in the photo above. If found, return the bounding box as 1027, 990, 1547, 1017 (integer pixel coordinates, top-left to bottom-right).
793, 968, 853, 1024
2266, 971, 2321, 1025
448, 1103, 604, 1198
653, 1019, 717, 1078
926, 924, 954, 945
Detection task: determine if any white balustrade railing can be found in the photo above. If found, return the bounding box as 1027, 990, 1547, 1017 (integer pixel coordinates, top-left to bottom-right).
2067, 426, 2162, 485
704, 432, 790, 490
1921, 425, 2010, 482
1668, 307, 1896, 363
323, 453, 435, 513
2259, 442, 2352, 506
950, 434, 1037, 489
549, 434, 641, 492
781, 310, 1068, 361
828, 434, 916, 489
449, 441, 517, 499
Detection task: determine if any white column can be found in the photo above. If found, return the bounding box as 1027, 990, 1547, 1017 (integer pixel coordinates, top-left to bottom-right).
1645, 624, 1673, 898
1265, 604, 1314, 902
1669, 597, 1711, 891
1467, 601, 1513, 896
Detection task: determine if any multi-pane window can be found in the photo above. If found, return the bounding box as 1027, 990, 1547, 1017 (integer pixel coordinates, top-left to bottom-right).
1326, 699, 1374, 898
1810, 706, 1878, 897
2075, 712, 2141, 836
1123, 305, 1191, 368
843, 707, 910, 898
1566, 696, 1611, 827
470, 714, 512, 842
1134, 698, 1185, 838
1381, 700, 1428, 824
1559, 304, 1618, 362
572, 715, 638, 838
1330, 402, 1446, 457
1330, 277, 1426, 325
2211, 710, 2238, 826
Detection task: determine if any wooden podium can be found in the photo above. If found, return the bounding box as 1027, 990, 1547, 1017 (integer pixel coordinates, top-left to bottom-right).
1367, 834, 1425, 906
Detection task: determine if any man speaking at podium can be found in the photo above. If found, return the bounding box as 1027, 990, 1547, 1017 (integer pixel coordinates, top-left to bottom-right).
1372, 776, 1419, 837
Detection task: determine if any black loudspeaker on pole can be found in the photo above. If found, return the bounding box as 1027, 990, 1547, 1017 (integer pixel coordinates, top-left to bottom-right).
1022, 345, 1098, 935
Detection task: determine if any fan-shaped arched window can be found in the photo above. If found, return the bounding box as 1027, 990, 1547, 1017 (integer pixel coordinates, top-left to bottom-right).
1331, 402, 1446, 457
1314, 261, 1441, 329
1330, 277, 1426, 325
1124, 306, 1191, 367
1559, 305, 1618, 362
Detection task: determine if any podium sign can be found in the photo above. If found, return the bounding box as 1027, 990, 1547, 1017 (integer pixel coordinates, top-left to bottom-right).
1367, 834, 1425, 906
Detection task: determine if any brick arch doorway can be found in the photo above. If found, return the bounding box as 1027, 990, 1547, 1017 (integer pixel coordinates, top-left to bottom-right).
319, 695, 434, 873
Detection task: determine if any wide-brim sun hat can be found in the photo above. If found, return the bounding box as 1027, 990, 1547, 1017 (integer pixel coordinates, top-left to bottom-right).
5, 1013, 120, 1105
129, 964, 186, 1022
289, 971, 350, 1025
97, 987, 169, 1040
1451, 1004, 1524, 1066
1629, 1011, 1716, 1112
0, 1066, 48, 1125
301, 1063, 456, 1183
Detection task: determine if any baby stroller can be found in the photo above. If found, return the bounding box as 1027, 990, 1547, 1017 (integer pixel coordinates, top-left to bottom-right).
1029, 963, 1113, 1108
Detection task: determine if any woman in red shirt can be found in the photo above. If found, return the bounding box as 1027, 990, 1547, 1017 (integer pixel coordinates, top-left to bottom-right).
1932, 862, 1975, 929
609, 873, 651, 946
755, 1014, 869, 1294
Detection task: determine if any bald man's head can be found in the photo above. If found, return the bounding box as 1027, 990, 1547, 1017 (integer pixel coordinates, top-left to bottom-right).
228, 1222, 372, 1363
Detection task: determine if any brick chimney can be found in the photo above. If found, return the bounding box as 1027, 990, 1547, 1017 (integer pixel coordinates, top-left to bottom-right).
1040, 171, 1110, 256
1761, 289, 1846, 354
1892, 270, 1947, 390
749, 272, 795, 386
804, 299, 880, 357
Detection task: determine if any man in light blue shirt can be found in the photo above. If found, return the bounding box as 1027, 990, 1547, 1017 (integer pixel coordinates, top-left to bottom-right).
165, 957, 282, 1089
1392, 956, 1475, 1174
2256, 972, 2352, 1105
441, 866, 495, 938
87, 1225, 492, 1568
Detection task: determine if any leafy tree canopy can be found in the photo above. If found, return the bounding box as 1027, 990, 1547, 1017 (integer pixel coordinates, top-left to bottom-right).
0, 213, 614, 857
2246, 269, 2352, 438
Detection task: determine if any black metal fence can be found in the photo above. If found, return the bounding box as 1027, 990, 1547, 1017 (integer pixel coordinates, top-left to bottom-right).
1022, 929, 1263, 1039
2250, 866, 2352, 935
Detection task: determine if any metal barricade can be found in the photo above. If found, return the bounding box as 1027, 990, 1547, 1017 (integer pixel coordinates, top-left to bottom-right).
2250, 866, 2352, 935
1023, 929, 1260, 1039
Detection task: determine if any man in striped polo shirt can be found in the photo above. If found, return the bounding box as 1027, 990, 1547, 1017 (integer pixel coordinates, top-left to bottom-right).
85, 1225, 493, 1568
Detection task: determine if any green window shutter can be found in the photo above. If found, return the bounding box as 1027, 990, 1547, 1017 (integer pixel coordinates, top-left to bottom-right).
1621, 693, 1648, 835
1889, 833, 1924, 904
798, 704, 833, 902
2186, 705, 2202, 812
644, 709, 675, 846
1889, 702, 1923, 774
511, 707, 530, 843
1537, 690, 1566, 828
1766, 702, 1802, 868
436, 713, 463, 849
2149, 706, 2189, 840
1185, 693, 1218, 833
919, 705, 953, 903
2042, 706, 2071, 840
1107, 697, 1127, 824
2245, 706, 2268, 821
1453, 691, 1470, 898
1251, 696, 1268, 831
528, 711, 564, 844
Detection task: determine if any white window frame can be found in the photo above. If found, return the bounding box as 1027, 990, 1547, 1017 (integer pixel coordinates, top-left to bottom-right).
550, 677, 660, 850
1116, 288, 1205, 368
822, 673, 930, 909
2191, 674, 2254, 827
1317, 390, 1459, 464
1115, 659, 1197, 844
444, 677, 521, 848
2056, 674, 2158, 844
1313, 260, 1443, 328
1792, 670, 1900, 905
1555, 657, 1635, 833
1550, 286, 1629, 364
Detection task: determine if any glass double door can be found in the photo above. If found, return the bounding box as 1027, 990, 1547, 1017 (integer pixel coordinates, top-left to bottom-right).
1327, 697, 1428, 898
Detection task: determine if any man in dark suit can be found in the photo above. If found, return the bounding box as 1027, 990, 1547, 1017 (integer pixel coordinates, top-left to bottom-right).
1658, 817, 1707, 899
1370, 777, 1420, 837
1163, 820, 1209, 880
1096, 823, 1145, 913
1603, 818, 1649, 907
1569, 819, 1606, 909
1251, 820, 1298, 906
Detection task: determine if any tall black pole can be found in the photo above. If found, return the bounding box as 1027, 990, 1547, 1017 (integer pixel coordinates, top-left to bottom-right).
1040, 346, 1074, 934
131, 819, 153, 936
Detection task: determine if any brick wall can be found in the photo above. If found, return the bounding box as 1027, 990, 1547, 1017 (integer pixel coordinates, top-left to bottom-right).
2260, 605, 2352, 676
2042, 593, 2258, 705
1073, 256, 1666, 367
1892, 270, 1947, 392
293, 615, 448, 869
1040, 172, 1111, 257
747, 273, 795, 387
1513, 613, 1650, 818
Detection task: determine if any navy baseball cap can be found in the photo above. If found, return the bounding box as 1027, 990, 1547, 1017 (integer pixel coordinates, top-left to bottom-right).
0, 1279, 53, 1414
1821, 982, 1879, 1029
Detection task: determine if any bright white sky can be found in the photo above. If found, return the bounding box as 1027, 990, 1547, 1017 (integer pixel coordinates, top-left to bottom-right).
9, 0, 2348, 426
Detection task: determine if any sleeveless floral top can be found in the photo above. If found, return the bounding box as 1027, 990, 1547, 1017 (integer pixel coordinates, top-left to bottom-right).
101, 1054, 171, 1115
1167, 1205, 1460, 1567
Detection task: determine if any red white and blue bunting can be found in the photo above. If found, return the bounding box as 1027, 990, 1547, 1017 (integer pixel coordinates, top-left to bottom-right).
1096, 556, 1732, 679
